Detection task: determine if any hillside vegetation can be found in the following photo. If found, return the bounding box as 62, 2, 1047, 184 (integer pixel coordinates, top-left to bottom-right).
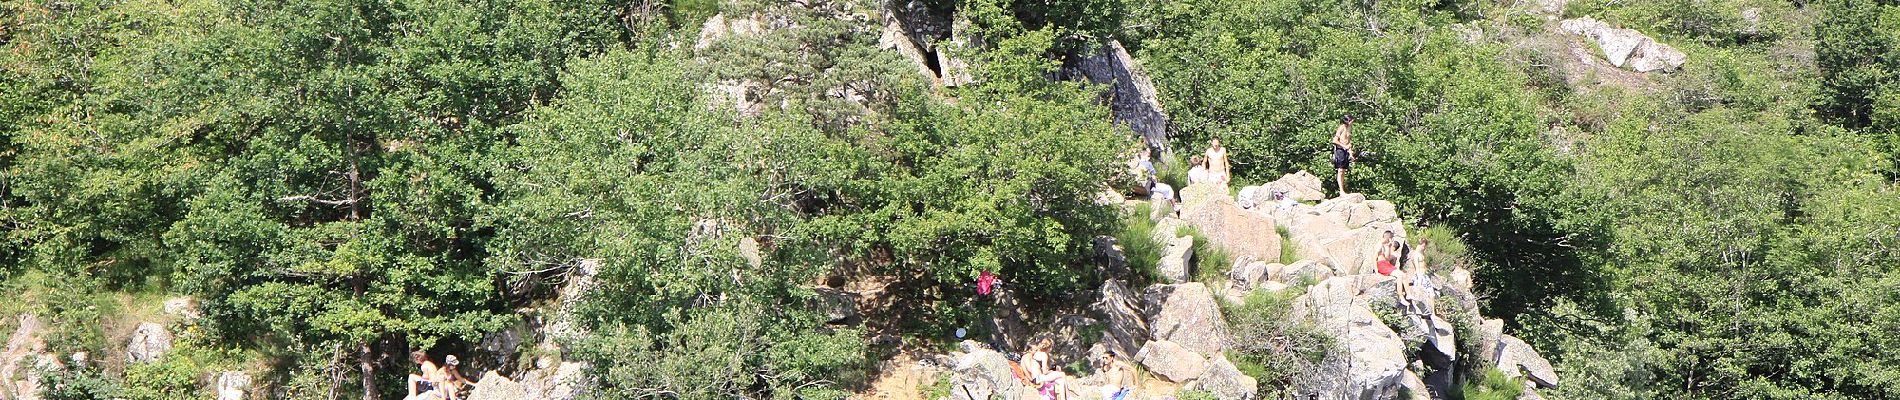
0, 0, 1897, 399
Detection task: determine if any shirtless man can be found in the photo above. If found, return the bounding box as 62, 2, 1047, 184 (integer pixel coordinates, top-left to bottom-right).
1332, 115, 1356, 196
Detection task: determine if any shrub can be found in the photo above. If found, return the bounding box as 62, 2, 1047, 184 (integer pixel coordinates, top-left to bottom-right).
1176, 226, 1234, 283
1277, 225, 1300, 264
1115, 202, 1166, 285
1224, 289, 1338, 398
1458, 368, 1529, 400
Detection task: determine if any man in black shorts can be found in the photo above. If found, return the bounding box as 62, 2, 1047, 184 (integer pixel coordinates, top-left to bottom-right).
1332, 115, 1356, 196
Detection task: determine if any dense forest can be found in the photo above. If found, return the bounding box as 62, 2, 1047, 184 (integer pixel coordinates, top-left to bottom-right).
1, 0, 1898, 399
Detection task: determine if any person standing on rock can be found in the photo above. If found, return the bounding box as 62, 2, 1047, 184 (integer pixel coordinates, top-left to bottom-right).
1332, 115, 1357, 196
1205, 137, 1231, 185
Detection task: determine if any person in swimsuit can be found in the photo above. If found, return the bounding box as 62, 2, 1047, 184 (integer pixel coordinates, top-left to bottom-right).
1332, 115, 1356, 196
1098, 350, 1134, 400
1205, 137, 1230, 184
407, 350, 445, 400
1025, 338, 1069, 400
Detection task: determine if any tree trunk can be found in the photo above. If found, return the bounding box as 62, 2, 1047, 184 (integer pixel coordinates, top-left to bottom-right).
360, 341, 380, 400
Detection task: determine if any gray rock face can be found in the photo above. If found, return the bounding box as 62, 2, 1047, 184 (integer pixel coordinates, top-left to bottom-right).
1277, 260, 1333, 283
811, 287, 859, 324
1142, 283, 1229, 355
126, 322, 173, 364
946, 342, 1027, 400
1094, 280, 1150, 359
1227, 260, 1276, 292
1559, 17, 1687, 72
3, 314, 49, 400
214, 371, 251, 400
1181, 194, 1281, 263
1134, 340, 1206, 383
1159, 235, 1195, 284
162, 297, 201, 321
1497, 335, 1560, 389
1094, 235, 1131, 280
1289, 278, 1406, 400
1195, 354, 1259, 400
1263, 171, 1328, 202
1477, 318, 1506, 366
1075, 40, 1171, 150
1401, 370, 1431, 400
468, 361, 591, 400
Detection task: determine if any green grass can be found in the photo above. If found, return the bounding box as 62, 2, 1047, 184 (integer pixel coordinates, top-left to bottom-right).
1277, 225, 1300, 264
1115, 202, 1166, 284
1175, 226, 1234, 284
1412, 224, 1473, 275
1457, 368, 1529, 400
1156, 151, 1190, 190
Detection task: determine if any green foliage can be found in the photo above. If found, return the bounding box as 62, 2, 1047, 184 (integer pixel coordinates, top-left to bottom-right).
1176, 225, 1233, 283
1114, 203, 1165, 285
1223, 289, 1335, 398
1276, 225, 1299, 264
1457, 368, 1528, 400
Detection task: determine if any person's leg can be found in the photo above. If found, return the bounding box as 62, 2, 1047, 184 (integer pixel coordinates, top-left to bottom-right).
1336, 168, 1348, 196
408, 374, 421, 397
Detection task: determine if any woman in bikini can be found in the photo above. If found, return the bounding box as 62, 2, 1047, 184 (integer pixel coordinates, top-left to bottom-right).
1024, 338, 1070, 400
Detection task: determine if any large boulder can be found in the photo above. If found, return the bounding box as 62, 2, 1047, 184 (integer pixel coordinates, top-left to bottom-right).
1195, 354, 1259, 400
1158, 235, 1195, 284
1559, 17, 1686, 73
1338, 306, 1408, 400
1093, 280, 1150, 359
1290, 278, 1407, 400
1497, 335, 1560, 389
1227, 260, 1277, 292
1180, 194, 1282, 263
946, 342, 1027, 400
1142, 283, 1229, 355
1275, 259, 1333, 283
810, 287, 859, 324
1262, 171, 1328, 202
1179, 183, 1230, 208
214, 371, 251, 400
1075, 40, 1171, 150
1134, 340, 1206, 383
1476, 319, 1506, 366
1400, 370, 1431, 400
466, 361, 589, 400
126, 322, 173, 364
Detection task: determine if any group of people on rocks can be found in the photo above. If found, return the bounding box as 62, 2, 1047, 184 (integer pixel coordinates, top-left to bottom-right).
1127, 115, 1359, 206
407, 351, 478, 400
1013, 337, 1136, 400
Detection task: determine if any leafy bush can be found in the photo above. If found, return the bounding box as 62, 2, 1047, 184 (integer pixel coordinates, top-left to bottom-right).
1457, 368, 1528, 400
1115, 203, 1166, 285
1224, 289, 1337, 398
1176, 226, 1234, 283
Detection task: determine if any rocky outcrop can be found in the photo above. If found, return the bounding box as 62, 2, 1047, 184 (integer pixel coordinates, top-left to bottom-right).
945, 342, 1027, 400
1134, 340, 1205, 383
1559, 17, 1686, 73
1158, 235, 1194, 283
214, 371, 251, 400
1289, 277, 1407, 400
126, 322, 173, 363
1180, 194, 1281, 264
1261, 171, 1329, 203
1094, 280, 1150, 359
1142, 283, 1228, 355
1497, 335, 1560, 389
1075, 40, 1171, 151
2, 314, 49, 400
468, 361, 588, 400
1093, 235, 1131, 279
1195, 354, 1259, 400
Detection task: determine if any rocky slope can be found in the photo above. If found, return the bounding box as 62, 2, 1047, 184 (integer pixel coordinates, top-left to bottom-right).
917, 172, 1560, 400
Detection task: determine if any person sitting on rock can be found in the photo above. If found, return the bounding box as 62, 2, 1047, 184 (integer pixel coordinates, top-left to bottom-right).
1205, 137, 1230, 184
1025, 338, 1070, 400
439, 355, 478, 400
1187, 155, 1211, 185
1137, 147, 1177, 210
406, 350, 446, 400
1332, 115, 1356, 197
1098, 350, 1135, 400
